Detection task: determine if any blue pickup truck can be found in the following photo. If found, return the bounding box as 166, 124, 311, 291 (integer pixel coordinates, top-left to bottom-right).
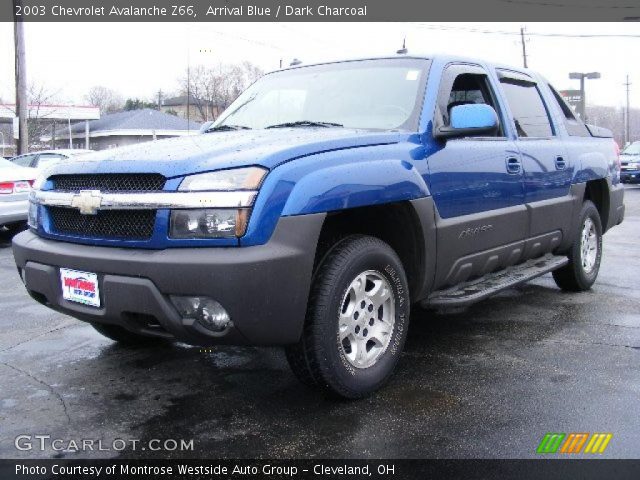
13, 54, 625, 398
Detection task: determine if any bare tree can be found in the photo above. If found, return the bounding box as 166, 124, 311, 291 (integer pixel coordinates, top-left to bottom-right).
26, 83, 63, 149
85, 86, 123, 114
179, 61, 264, 121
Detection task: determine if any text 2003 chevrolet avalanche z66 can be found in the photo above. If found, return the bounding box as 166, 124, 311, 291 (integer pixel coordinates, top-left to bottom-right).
13, 54, 625, 398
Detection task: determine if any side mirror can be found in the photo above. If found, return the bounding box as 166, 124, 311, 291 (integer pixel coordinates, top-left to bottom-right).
435, 104, 499, 139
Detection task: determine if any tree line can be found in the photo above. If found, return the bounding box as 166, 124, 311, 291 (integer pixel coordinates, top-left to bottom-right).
84, 61, 263, 121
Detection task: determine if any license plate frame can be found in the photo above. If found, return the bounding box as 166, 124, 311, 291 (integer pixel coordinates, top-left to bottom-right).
60, 268, 101, 308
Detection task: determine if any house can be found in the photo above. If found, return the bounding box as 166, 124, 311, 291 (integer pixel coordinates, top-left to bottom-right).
160, 95, 224, 123
49, 109, 200, 151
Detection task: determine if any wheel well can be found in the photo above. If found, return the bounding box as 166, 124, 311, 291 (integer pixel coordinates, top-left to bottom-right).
584, 179, 610, 229
314, 202, 425, 299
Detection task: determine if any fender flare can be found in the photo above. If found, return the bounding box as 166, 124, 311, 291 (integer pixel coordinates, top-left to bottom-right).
281, 159, 430, 216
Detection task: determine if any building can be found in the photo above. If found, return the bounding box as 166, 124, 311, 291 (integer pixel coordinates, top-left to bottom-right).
160, 95, 223, 123
48, 109, 200, 151
0, 103, 100, 156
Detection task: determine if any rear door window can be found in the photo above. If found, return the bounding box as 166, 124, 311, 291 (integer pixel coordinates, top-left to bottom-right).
498, 74, 554, 138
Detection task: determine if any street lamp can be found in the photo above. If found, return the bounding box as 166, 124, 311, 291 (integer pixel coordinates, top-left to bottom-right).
569, 72, 601, 123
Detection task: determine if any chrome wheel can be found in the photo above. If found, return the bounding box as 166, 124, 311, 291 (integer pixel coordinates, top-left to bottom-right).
580, 217, 598, 274
338, 270, 395, 369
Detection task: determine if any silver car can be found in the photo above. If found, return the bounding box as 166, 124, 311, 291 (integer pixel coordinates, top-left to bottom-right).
10, 149, 93, 171
0, 158, 37, 230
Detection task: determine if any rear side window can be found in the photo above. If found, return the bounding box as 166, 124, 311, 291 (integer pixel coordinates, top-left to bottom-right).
12, 154, 36, 167
499, 79, 554, 138
547, 84, 590, 137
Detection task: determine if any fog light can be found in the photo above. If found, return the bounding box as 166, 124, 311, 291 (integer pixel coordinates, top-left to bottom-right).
170, 296, 232, 332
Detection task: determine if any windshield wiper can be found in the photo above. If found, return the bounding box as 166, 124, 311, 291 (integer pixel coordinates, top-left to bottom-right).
265, 120, 343, 129
205, 124, 251, 133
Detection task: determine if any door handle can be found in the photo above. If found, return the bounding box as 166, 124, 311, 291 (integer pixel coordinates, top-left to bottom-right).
555, 156, 567, 171
505, 157, 522, 174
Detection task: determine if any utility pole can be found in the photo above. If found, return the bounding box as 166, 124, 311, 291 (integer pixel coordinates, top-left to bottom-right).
520, 27, 528, 69
13, 0, 28, 155
157, 89, 163, 110
624, 75, 631, 145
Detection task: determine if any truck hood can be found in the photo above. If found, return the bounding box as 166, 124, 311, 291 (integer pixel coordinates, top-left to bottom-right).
49, 128, 409, 179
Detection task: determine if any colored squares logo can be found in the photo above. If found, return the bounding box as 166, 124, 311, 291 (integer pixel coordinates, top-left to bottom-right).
537, 433, 612, 454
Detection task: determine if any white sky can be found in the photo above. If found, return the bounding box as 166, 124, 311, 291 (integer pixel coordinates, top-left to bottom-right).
0, 22, 637, 109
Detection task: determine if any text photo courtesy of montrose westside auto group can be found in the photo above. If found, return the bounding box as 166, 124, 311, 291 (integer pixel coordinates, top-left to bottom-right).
1, 0, 640, 478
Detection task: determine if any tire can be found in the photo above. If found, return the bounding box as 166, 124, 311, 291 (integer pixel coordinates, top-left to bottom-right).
285, 235, 410, 399
552, 200, 603, 292
91, 323, 162, 346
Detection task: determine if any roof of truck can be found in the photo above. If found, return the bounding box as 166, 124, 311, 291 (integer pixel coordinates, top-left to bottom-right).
273, 53, 535, 77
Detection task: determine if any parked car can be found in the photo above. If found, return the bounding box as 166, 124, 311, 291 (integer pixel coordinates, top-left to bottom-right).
0, 158, 36, 231
10, 149, 93, 171
14, 54, 625, 398
620, 141, 640, 184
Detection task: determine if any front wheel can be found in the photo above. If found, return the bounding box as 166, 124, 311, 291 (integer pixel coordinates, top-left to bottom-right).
552, 200, 603, 292
285, 235, 410, 399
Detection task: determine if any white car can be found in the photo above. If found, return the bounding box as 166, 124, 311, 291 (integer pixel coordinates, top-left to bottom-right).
10, 149, 93, 171
0, 158, 37, 230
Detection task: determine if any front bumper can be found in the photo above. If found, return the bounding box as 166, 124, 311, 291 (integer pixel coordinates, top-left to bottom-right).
12, 213, 325, 346
0, 199, 28, 227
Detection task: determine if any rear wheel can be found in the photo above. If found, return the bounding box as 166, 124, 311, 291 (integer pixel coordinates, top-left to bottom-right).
552, 200, 603, 292
91, 323, 163, 346
285, 235, 410, 398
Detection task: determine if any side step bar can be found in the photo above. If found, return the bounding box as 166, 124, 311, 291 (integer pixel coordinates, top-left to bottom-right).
423, 254, 569, 309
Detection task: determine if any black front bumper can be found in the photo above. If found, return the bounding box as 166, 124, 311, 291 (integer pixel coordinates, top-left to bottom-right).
12, 214, 325, 346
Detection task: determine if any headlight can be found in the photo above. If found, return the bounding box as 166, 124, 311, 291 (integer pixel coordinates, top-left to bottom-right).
172, 167, 267, 239
170, 209, 249, 239
178, 166, 267, 191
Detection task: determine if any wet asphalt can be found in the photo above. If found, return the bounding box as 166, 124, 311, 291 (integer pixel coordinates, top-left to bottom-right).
0, 186, 639, 460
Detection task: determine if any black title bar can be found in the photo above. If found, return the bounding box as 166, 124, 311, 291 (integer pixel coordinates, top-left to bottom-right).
1, 0, 640, 22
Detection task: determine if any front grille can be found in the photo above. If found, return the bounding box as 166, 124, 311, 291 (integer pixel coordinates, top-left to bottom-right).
51, 174, 166, 192
49, 207, 156, 240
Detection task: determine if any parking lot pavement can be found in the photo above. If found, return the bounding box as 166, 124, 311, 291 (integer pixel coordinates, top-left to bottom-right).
1, 186, 639, 460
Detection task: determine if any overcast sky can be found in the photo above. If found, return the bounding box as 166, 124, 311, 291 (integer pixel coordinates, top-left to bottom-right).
0, 22, 637, 109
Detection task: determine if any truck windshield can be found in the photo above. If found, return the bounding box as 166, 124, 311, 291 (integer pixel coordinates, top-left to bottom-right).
212, 58, 429, 132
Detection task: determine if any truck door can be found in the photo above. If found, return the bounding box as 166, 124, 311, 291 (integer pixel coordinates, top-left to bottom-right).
427, 64, 527, 288
496, 70, 573, 252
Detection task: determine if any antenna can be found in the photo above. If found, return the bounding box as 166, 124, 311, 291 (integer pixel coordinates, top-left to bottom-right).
397, 37, 408, 55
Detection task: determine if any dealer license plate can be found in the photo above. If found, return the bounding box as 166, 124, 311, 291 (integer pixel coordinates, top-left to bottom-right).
60, 268, 101, 307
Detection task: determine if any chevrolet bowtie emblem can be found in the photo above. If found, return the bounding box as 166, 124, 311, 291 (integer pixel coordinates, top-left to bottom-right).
70, 190, 103, 215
